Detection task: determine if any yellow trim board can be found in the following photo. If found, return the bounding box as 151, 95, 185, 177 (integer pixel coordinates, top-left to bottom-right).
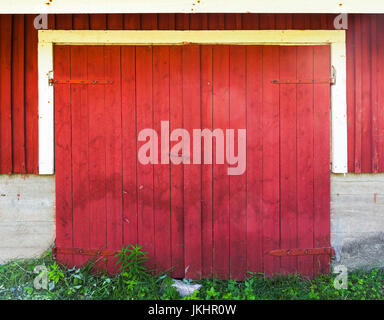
39, 30, 345, 45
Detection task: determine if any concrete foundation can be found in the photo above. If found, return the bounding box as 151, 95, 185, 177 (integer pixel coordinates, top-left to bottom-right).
0, 174, 55, 264
331, 173, 384, 271
0, 173, 383, 273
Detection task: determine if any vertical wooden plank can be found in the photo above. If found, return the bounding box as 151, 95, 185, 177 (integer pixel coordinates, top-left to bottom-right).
175, 14, 189, 30
279, 46, 298, 275
193, 14, 211, 279
326, 14, 337, 30
55, 14, 73, 29
48, 14, 56, 29
209, 21, 226, 277
158, 14, 175, 30
314, 14, 330, 29
182, 45, 202, 279
71, 15, 90, 268
354, 15, 362, 173
292, 14, 311, 29
259, 14, 275, 29
136, 46, 155, 270
225, 13, 242, 29
190, 14, 208, 30
210, 18, 230, 280
262, 46, 280, 276
87, 46, 107, 269
310, 14, 322, 29
104, 46, 123, 273
124, 14, 141, 29
296, 46, 315, 277
107, 14, 123, 29
371, 15, 379, 173
54, 45, 73, 267
212, 45, 230, 279
377, 15, 384, 171
70, 46, 90, 268
142, 14, 158, 29
242, 14, 259, 29
88, 14, 107, 269
88, 12, 108, 271
229, 46, 247, 280
90, 14, 107, 29
121, 46, 138, 249
224, 13, 236, 30
73, 14, 89, 29
24, 15, 39, 174
313, 45, 331, 275
153, 46, 172, 273
12, 15, 26, 173
275, 14, 293, 29
361, 15, 372, 172
246, 46, 263, 274
169, 46, 184, 278
346, 15, 356, 172
208, 13, 225, 30
201, 45, 213, 278
319, 14, 329, 29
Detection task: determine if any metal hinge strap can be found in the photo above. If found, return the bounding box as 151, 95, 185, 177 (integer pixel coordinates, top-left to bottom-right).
266, 247, 335, 257
271, 79, 335, 84
49, 79, 113, 86
52, 247, 116, 259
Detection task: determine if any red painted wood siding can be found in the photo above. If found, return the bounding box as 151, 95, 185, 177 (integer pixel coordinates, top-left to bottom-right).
55, 44, 330, 279
0, 13, 381, 173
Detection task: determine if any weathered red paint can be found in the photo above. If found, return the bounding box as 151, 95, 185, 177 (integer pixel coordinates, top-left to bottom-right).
0, 13, 382, 174
54, 44, 330, 279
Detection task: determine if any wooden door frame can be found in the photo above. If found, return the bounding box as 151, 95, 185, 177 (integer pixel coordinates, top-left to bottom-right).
37, 29, 346, 174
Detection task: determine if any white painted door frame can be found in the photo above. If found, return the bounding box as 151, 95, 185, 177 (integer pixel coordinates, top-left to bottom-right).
38, 29, 347, 174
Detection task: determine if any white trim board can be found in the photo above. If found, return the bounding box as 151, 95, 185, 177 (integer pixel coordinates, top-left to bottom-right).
38, 30, 347, 174
2, 0, 384, 14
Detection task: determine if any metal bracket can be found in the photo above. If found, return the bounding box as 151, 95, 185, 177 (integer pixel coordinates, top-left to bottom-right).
271, 79, 335, 84
48, 79, 113, 86
266, 247, 335, 257
331, 65, 336, 85
52, 247, 116, 259
272, 66, 336, 85
48, 70, 54, 86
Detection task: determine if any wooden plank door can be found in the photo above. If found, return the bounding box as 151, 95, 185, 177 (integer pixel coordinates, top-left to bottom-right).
54, 44, 331, 279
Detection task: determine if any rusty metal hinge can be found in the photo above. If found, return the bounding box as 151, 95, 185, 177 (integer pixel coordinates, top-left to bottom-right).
272, 66, 336, 85
49, 79, 113, 86
52, 247, 116, 259
331, 65, 336, 85
271, 79, 335, 85
266, 247, 335, 257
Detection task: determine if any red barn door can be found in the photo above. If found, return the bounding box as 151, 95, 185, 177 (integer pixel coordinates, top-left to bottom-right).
54, 44, 331, 279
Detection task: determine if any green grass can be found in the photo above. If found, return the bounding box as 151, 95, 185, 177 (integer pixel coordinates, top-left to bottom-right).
0, 251, 383, 300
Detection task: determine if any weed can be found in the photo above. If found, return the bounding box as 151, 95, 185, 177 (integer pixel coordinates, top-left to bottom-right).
115, 245, 149, 281
1, 251, 384, 300
48, 262, 64, 284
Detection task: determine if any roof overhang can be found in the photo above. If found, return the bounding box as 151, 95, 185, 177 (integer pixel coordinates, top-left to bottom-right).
1, 0, 384, 14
